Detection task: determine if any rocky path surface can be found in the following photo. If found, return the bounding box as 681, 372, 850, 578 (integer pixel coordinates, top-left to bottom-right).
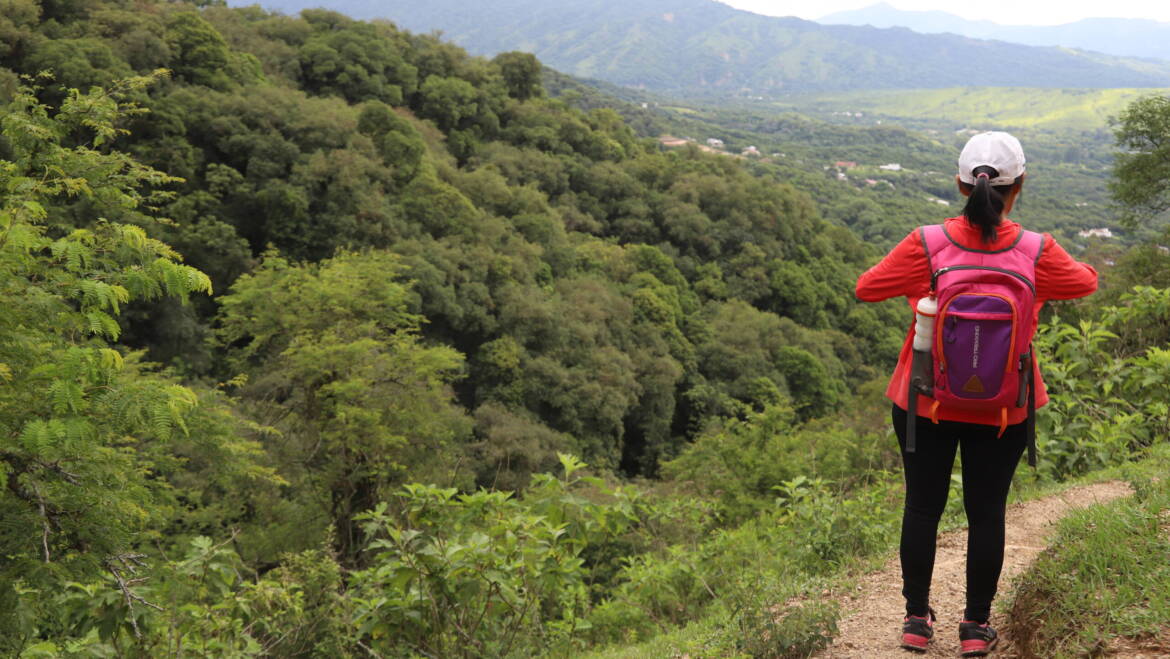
815, 480, 1133, 658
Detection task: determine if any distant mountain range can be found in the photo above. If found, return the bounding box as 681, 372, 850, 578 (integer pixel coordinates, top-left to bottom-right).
232, 0, 1170, 94
819, 3, 1170, 61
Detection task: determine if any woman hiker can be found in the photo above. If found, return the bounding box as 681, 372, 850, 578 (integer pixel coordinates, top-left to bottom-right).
855, 131, 1098, 655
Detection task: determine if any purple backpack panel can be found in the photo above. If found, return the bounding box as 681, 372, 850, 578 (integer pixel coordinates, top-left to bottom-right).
941, 293, 1013, 399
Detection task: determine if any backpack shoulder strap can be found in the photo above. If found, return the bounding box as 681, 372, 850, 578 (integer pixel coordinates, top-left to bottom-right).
920, 224, 947, 272
1016, 229, 1043, 468
1017, 230, 1045, 264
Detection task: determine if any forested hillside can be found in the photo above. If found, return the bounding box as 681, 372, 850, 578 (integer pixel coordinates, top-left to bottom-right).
238, 0, 1170, 94
0, 0, 903, 652
0, 0, 907, 475
645, 90, 1139, 246
3, 1, 1168, 656
546, 77, 1132, 248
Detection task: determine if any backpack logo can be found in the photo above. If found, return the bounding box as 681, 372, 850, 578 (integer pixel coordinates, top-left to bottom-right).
962, 375, 985, 393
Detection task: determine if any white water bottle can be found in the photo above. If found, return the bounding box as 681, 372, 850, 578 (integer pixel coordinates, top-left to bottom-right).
913, 296, 937, 352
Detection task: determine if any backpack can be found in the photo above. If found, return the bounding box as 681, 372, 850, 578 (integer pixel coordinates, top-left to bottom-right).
906, 224, 1045, 465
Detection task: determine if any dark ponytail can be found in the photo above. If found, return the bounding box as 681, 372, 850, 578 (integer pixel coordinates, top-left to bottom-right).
961, 165, 1022, 244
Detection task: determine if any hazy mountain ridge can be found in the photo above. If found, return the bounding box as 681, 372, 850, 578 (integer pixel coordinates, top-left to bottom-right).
819, 2, 1170, 62
230, 0, 1170, 94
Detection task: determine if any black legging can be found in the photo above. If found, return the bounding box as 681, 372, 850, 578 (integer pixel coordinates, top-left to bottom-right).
892, 404, 1027, 623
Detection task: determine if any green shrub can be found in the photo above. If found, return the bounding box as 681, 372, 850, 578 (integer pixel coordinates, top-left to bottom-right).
350, 455, 644, 658
586, 476, 901, 649
663, 402, 894, 524
1037, 287, 1170, 480
737, 598, 838, 659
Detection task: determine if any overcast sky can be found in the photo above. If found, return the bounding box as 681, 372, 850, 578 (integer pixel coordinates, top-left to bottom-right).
718, 0, 1170, 26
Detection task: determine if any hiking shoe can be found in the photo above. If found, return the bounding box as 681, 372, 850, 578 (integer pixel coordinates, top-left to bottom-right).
900, 608, 935, 652
959, 620, 999, 656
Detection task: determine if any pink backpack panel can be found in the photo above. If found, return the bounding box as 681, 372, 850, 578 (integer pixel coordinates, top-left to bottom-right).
921, 224, 1044, 426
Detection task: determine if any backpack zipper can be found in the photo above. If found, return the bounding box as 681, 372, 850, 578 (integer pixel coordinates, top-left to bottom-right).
931, 265, 1036, 294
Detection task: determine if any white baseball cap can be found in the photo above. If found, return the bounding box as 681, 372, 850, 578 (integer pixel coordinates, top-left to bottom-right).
958, 131, 1025, 186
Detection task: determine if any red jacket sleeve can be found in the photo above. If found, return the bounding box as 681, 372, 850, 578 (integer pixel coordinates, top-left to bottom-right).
856, 229, 932, 303
1035, 234, 1098, 302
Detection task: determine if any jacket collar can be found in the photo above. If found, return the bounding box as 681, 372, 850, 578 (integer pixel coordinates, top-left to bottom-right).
943, 216, 1021, 251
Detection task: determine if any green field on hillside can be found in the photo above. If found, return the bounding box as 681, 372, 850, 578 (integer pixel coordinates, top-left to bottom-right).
779, 87, 1169, 131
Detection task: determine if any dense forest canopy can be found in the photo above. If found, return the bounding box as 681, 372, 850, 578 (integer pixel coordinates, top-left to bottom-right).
1, 0, 1167, 656
1, 0, 905, 482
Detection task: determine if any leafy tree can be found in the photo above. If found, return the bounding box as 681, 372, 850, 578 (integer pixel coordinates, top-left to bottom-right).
1111, 94, 1170, 227
37, 0, 100, 23
92, 8, 172, 73
401, 168, 481, 237
166, 12, 233, 89
356, 99, 426, 184
296, 12, 417, 105
25, 38, 131, 93
0, 79, 212, 648
214, 250, 472, 563
1111, 226, 1170, 292
419, 74, 480, 133
494, 51, 542, 101
0, 0, 39, 72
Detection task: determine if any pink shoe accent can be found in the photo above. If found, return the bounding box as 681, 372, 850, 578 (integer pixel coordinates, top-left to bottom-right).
961, 639, 988, 653
902, 633, 930, 649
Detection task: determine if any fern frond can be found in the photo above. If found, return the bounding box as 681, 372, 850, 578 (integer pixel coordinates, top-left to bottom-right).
3, 222, 49, 255
143, 235, 180, 261
61, 346, 87, 375
98, 385, 144, 433
98, 349, 124, 372
84, 311, 121, 340
115, 224, 148, 251
48, 380, 86, 415
148, 401, 173, 439
19, 200, 46, 222
164, 385, 198, 438
146, 260, 212, 301
77, 279, 99, 309
96, 281, 123, 314
75, 280, 128, 313
110, 284, 130, 306
58, 177, 93, 198
19, 419, 51, 453
50, 237, 93, 273
186, 268, 213, 296
65, 416, 94, 443
121, 269, 161, 300
163, 263, 186, 297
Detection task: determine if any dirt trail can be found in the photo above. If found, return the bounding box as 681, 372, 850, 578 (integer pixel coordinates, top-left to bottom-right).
816, 480, 1133, 658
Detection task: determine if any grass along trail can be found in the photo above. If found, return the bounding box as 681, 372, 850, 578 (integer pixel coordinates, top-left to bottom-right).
815, 480, 1133, 658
